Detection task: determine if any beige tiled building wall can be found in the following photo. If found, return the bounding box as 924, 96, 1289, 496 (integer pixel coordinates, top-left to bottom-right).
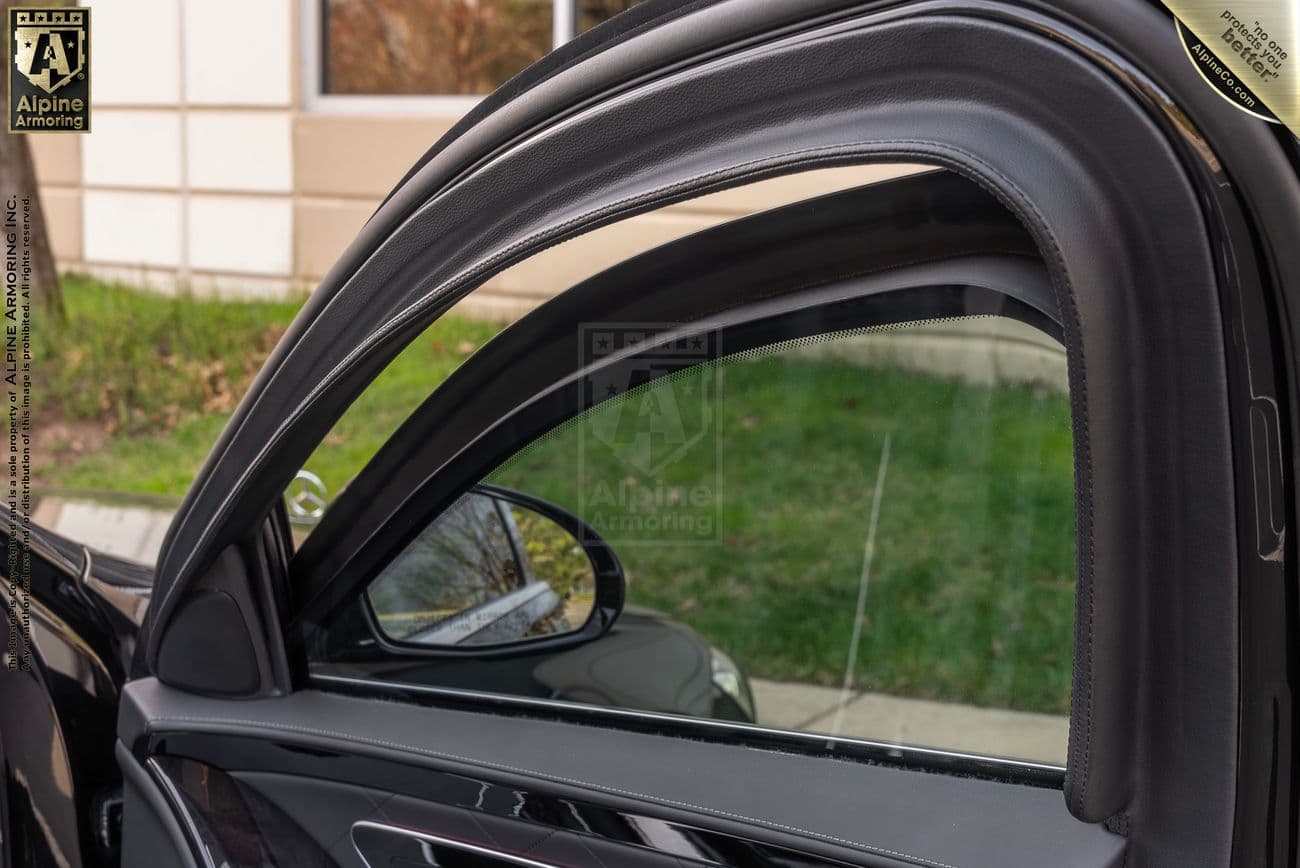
28, 1, 921, 319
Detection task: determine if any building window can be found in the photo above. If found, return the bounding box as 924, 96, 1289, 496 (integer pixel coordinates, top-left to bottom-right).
319, 0, 644, 98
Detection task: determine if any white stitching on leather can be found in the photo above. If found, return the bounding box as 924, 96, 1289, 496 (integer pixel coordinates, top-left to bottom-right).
149, 714, 963, 868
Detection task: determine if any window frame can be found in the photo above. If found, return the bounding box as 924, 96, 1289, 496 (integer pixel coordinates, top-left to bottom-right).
287, 172, 1055, 631
310, 304, 1073, 787
307, 290, 1068, 779
292, 174, 1073, 784
301, 0, 579, 113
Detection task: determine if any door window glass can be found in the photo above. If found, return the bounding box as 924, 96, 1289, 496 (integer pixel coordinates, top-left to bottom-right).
350, 313, 1075, 763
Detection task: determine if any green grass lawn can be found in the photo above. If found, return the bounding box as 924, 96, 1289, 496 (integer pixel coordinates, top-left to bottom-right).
38, 279, 1075, 715
39, 276, 500, 497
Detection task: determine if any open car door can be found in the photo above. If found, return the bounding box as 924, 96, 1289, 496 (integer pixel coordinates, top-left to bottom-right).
120, 2, 1300, 867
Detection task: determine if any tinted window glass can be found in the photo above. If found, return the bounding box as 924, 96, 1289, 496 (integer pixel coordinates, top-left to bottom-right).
351, 313, 1075, 763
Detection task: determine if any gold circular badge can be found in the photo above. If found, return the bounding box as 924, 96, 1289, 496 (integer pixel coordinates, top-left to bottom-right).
1165, 0, 1294, 134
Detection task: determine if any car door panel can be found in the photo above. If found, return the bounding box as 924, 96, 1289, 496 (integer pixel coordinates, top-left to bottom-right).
121, 678, 1124, 868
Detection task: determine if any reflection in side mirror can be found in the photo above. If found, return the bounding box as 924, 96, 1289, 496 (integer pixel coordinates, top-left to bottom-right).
366, 485, 622, 650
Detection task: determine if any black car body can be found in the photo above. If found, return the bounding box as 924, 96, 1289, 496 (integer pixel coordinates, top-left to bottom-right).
5, 0, 1300, 866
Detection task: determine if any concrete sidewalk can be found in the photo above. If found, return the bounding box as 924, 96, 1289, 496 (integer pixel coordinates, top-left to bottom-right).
32, 496, 173, 564
751, 678, 1068, 764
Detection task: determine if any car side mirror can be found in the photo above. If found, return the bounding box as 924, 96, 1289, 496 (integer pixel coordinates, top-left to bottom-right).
365, 483, 625, 655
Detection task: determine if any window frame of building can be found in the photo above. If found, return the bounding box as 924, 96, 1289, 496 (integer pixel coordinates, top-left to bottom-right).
300, 0, 579, 114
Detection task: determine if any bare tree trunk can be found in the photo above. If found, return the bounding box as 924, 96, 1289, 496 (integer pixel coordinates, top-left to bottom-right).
0, 133, 64, 323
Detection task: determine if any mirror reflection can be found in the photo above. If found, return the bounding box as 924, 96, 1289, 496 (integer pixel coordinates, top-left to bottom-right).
367, 489, 597, 647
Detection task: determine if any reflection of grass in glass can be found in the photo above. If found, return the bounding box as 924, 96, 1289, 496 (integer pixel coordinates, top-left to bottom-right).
491, 354, 1076, 715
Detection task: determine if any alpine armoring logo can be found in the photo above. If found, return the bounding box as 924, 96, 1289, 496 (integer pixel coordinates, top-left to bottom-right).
578, 323, 723, 546
9, 7, 90, 133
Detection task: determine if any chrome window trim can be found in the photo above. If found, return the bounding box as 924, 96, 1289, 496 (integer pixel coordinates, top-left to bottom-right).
352, 820, 564, 868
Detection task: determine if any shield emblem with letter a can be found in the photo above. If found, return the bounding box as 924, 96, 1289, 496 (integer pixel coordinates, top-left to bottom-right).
13, 11, 85, 94
582, 327, 718, 477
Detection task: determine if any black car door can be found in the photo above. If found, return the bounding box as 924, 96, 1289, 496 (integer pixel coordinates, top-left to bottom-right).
117, 2, 1300, 867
